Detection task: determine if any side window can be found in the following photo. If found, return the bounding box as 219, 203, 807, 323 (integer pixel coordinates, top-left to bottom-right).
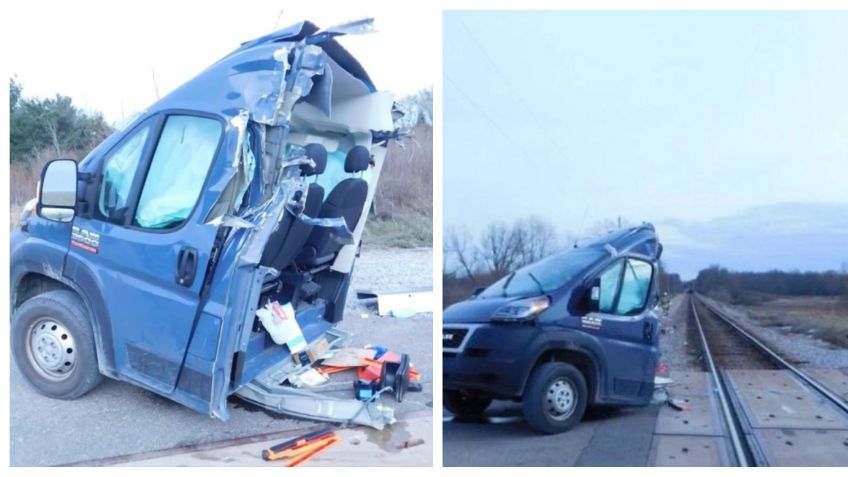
134, 115, 222, 229
98, 124, 151, 222
616, 259, 653, 315
597, 261, 623, 313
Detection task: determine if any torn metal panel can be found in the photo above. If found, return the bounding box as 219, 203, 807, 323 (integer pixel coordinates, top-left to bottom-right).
205, 215, 255, 229
315, 18, 375, 38
204, 110, 254, 224
236, 383, 396, 430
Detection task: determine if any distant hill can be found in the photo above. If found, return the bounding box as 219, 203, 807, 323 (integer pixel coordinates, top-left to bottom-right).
658, 203, 848, 279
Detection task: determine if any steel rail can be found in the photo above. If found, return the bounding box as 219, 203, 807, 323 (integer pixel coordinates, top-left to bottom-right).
689, 296, 751, 467
696, 295, 848, 415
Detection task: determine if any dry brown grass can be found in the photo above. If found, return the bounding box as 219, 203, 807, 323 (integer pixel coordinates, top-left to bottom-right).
9, 149, 82, 228
373, 124, 433, 219
743, 296, 848, 348
365, 124, 433, 247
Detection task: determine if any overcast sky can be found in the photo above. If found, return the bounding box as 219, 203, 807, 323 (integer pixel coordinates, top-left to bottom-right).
8, 1, 435, 124
444, 11, 848, 237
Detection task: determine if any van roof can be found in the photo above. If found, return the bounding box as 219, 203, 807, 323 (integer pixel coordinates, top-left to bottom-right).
145, 20, 377, 123
582, 223, 660, 258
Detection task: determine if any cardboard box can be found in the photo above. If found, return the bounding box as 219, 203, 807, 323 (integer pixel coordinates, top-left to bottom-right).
292, 337, 330, 366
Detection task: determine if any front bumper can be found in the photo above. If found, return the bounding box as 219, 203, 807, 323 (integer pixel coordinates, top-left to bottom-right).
442, 323, 540, 398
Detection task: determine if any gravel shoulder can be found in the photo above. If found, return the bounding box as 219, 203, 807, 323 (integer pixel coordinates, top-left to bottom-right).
700, 295, 848, 370
658, 294, 702, 373
656, 293, 848, 372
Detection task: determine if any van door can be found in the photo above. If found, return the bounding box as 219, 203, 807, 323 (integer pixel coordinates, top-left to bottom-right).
67, 113, 225, 400
586, 256, 658, 403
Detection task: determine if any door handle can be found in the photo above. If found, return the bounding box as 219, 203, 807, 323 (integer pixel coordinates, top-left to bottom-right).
176, 246, 198, 288
643, 321, 654, 342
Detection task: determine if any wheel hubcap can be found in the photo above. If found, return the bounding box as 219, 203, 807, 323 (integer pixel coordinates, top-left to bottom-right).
27, 318, 76, 381
545, 378, 576, 420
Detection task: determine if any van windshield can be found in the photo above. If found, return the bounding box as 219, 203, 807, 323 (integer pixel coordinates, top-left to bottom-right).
479, 248, 606, 299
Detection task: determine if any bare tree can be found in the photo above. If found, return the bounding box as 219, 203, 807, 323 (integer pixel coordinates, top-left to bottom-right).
513, 216, 558, 267
444, 226, 479, 281
479, 222, 521, 276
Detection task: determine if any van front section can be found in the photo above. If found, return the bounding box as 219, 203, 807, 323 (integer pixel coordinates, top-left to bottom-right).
12, 20, 401, 426
443, 225, 663, 433
164, 21, 398, 420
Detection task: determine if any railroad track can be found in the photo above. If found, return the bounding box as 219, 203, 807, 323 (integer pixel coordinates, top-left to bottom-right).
689, 294, 848, 466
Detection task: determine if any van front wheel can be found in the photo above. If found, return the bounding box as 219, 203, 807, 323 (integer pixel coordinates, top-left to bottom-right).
522, 362, 588, 434
12, 290, 103, 399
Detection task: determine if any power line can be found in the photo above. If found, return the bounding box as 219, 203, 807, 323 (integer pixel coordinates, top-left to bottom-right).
454, 14, 569, 159
443, 74, 522, 150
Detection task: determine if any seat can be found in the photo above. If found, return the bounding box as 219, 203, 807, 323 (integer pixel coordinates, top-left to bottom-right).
296, 145, 371, 267
260, 143, 327, 271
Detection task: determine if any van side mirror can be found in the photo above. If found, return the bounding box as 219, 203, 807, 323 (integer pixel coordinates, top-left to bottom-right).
472, 287, 486, 298
38, 159, 78, 223
588, 277, 601, 312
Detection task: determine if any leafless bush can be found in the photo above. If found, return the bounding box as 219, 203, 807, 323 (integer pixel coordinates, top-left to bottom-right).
373, 124, 433, 219
9, 149, 83, 227
444, 270, 502, 308
10, 149, 83, 206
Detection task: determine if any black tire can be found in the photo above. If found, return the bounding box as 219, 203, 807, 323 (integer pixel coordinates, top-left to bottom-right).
12, 290, 102, 399
522, 362, 588, 434
444, 390, 492, 417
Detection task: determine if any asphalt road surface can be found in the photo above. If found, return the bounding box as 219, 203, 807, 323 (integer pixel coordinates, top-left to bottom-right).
10, 247, 433, 466
443, 401, 659, 466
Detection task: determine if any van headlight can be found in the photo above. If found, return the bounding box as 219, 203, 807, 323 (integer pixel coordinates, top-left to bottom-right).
18, 198, 37, 227
492, 296, 550, 321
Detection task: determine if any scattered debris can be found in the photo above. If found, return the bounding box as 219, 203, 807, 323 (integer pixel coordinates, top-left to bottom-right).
321, 347, 377, 367
256, 301, 307, 353
356, 288, 434, 317
382, 354, 412, 402
666, 397, 690, 411
354, 379, 383, 401
292, 337, 330, 366
395, 438, 425, 449
366, 344, 389, 359
287, 368, 329, 388
261, 427, 340, 466
653, 373, 689, 411
653, 375, 674, 404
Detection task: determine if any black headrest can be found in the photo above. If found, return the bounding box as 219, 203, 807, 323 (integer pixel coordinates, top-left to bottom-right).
299, 143, 327, 176
344, 145, 371, 173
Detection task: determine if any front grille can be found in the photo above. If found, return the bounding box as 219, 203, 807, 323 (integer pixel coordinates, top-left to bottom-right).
443, 327, 468, 349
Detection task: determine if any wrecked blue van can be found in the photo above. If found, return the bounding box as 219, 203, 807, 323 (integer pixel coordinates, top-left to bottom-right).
443, 224, 662, 433
10, 19, 403, 429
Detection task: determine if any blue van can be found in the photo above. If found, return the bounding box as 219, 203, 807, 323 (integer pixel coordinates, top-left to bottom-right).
443, 225, 663, 433
10, 19, 401, 429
